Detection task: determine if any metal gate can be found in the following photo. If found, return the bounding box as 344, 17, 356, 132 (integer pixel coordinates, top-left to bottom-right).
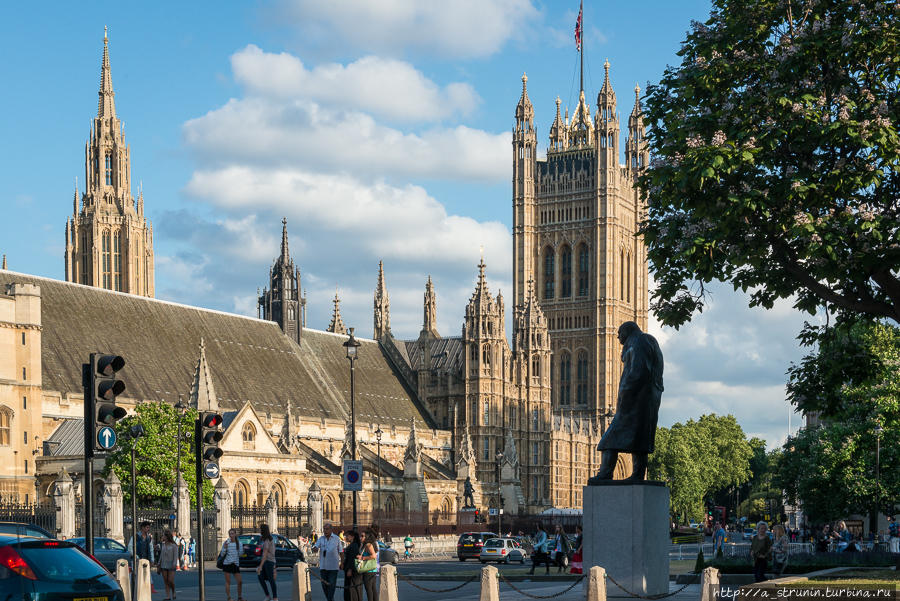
190, 508, 219, 561
0, 502, 57, 536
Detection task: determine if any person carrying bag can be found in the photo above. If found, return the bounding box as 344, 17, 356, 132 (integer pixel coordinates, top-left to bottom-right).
356, 529, 379, 601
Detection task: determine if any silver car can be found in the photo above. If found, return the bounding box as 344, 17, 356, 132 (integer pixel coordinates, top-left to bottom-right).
479, 537, 528, 564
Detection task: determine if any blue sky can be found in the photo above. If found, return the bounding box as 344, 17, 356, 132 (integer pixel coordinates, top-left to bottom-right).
1, 0, 807, 447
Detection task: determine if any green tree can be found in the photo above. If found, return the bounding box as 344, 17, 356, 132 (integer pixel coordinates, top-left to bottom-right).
104, 402, 214, 507
778, 320, 900, 525
650, 414, 753, 523
638, 0, 900, 329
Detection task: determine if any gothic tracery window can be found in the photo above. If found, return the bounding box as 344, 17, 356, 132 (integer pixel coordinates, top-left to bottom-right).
0, 408, 10, 446
576, 352, 589, 404
102, 231, 112, 289
560, 245, 572, 298
113, 231, 122, 291
578, 244, 589, 296
543, 247, 555, 300
559, 352, 571, 405
104, 153, 112, 186
242, 422, 257, 450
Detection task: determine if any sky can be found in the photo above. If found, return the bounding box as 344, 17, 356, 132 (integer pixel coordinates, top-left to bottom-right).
1, 0, 809, 448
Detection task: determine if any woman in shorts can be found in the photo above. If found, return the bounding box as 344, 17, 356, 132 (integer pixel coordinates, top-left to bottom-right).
220, 528, 245, 601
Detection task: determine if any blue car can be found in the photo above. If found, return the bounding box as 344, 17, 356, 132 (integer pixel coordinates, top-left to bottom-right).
0, 534, 125, 600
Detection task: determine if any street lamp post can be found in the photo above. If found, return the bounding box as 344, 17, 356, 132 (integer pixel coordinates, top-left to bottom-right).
495, 451, 503, 536
375, 426, 383, 522
343, 328, 361, 530
129, 423, 145, 601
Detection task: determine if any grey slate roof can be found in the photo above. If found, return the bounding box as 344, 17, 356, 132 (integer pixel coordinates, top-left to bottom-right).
401, 337, 464, 372
1, 272, 432, 428
45, 418, 84, 456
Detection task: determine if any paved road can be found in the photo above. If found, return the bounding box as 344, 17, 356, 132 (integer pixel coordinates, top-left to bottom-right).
139, 561, 700, 600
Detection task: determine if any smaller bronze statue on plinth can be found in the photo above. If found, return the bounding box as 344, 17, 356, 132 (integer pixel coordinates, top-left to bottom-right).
588, 321, 664, 484
462, 476, 475, 508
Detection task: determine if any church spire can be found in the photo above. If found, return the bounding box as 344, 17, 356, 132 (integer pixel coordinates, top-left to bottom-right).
373, 261, 390, 340
189, 338, 218, 412
280, 217, 290, 260
420, 275, 440, 339
327, 291, 347, 334
98, 26, 116, 119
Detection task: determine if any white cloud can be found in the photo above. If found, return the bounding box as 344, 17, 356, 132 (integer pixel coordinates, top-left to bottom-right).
271, 0, 540, 59
183, 97, 508, 182
231, 45, 479, 123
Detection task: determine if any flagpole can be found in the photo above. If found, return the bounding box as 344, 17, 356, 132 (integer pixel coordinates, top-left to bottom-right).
579, 0, 584, 94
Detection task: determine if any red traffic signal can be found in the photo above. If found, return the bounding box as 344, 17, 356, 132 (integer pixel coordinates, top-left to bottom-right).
201, 413, 223, 428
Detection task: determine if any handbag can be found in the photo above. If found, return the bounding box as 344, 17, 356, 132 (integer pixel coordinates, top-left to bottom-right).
216, 544, 227, 569
355, 557, 377, 573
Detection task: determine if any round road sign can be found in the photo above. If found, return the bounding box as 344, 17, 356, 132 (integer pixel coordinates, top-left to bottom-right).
346, 469, 361, 484
203, 462, 220, 479
96, 426, 117, 450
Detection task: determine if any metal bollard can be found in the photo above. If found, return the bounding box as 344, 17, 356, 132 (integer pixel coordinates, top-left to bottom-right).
480, 564, 499, 601
115, 558, 131, 601
292, 561, 312, 601
135, 559, 152, 601
700, 566, 720, 601
379, 564, 399, 601
586, 566, 607, 601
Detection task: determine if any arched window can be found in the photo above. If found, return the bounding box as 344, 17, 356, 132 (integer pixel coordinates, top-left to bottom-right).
271, 481, 286, 507
104, 153, 112, 186
384, 495, 396, 518
578, 244, 590, 296
576, 352, 589, 405
543, 247, 555, 300
441, 498, 452, 517
559, 352, 571, 405
112, 231, 121, 291
531, 355, 540, 379
627, 253, 632, 303
620, 249, 626, 300
242, 422, 257, 451
560, 245, 572, 298
233, 480, 250, 508
324, 495, 336, 520
482, 402, 490, 426
481, 344, 491, 366
80, 231, 89, 284
0, 407, 11, 446
102, 231, 111, 289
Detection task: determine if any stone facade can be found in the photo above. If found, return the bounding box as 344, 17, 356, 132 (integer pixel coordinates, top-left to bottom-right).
65, 30, 154, 297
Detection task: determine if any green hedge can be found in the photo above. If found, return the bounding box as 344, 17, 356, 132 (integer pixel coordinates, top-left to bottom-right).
708, 552, 896, 574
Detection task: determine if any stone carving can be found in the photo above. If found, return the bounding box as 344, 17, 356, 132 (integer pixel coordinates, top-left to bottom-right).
588, 321, 664, 483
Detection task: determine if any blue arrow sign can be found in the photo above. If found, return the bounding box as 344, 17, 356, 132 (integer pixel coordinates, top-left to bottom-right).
203, 462, 220, 479
96, 426, 117, 450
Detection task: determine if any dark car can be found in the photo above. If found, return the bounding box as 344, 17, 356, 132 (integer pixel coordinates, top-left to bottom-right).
378, 540, 398, 565
0, 522, 52, 538
457, 532, 497, 561
238, 533, 304, 568
0, 534, 125, 600
68, 537, 131, 572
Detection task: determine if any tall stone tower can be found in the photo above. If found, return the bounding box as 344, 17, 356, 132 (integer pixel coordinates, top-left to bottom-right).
65, 28, 154, 296
512, 61, 649, 426
258, 218, 306, 343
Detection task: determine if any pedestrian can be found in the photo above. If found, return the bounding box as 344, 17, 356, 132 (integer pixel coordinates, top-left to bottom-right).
256, 523, 278, 601
219, 528, 245, 601
134, 521, 155, 564
384, 531, 392, 546
816, 524, 831, 553
888, 516, 899, 553
158, 530, 178, 600
188, 537, 196, 568
750, 521, 773, 583
551, 524, 571, 573
528, 523, 550, 575
175, 532, 185, 571
341, 529, 363, 601
771, 525, 789, 576
358, 529, 379, 601
713, 522, 726, 556
570, 525, 583, 574
312, 523, 343, 601
403, 533, 413, 559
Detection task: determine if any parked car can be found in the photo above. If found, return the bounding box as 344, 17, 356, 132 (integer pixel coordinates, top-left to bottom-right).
743, 528, 755, 540
0, 522, 52, 538
457, 532, 498, 561
68, 536, 131, 572
0, 534, 125, 599
238, 533, 304, 568
479, 537, 528, 564
378, 540, 398, 565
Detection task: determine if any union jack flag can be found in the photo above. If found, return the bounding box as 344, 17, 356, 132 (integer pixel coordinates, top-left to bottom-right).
575, 2, 583, 51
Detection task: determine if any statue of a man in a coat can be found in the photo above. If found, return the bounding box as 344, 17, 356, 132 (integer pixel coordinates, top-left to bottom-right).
588, 321, 664, 483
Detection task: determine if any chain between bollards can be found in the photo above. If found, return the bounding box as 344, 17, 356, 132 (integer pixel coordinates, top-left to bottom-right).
497, 572, 586, 599
605, 571, 701, 600
396, 571, 479, 593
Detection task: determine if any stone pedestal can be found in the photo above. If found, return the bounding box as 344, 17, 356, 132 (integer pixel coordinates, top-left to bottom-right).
583, 482, 669, 597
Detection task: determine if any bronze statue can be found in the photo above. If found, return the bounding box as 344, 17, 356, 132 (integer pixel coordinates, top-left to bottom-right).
462, 476, 475, 508
588, 321, 664, 484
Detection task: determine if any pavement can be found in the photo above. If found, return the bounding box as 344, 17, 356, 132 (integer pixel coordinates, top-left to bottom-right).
141, 560, 703, 600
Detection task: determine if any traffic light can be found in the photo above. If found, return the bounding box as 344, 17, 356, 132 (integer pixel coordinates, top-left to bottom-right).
90, 353, 127, 451
197, 412, 224, 479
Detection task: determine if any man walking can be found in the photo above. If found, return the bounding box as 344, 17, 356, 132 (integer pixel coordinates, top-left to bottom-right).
312, 522, 342, 601
888, 516, 899, 553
